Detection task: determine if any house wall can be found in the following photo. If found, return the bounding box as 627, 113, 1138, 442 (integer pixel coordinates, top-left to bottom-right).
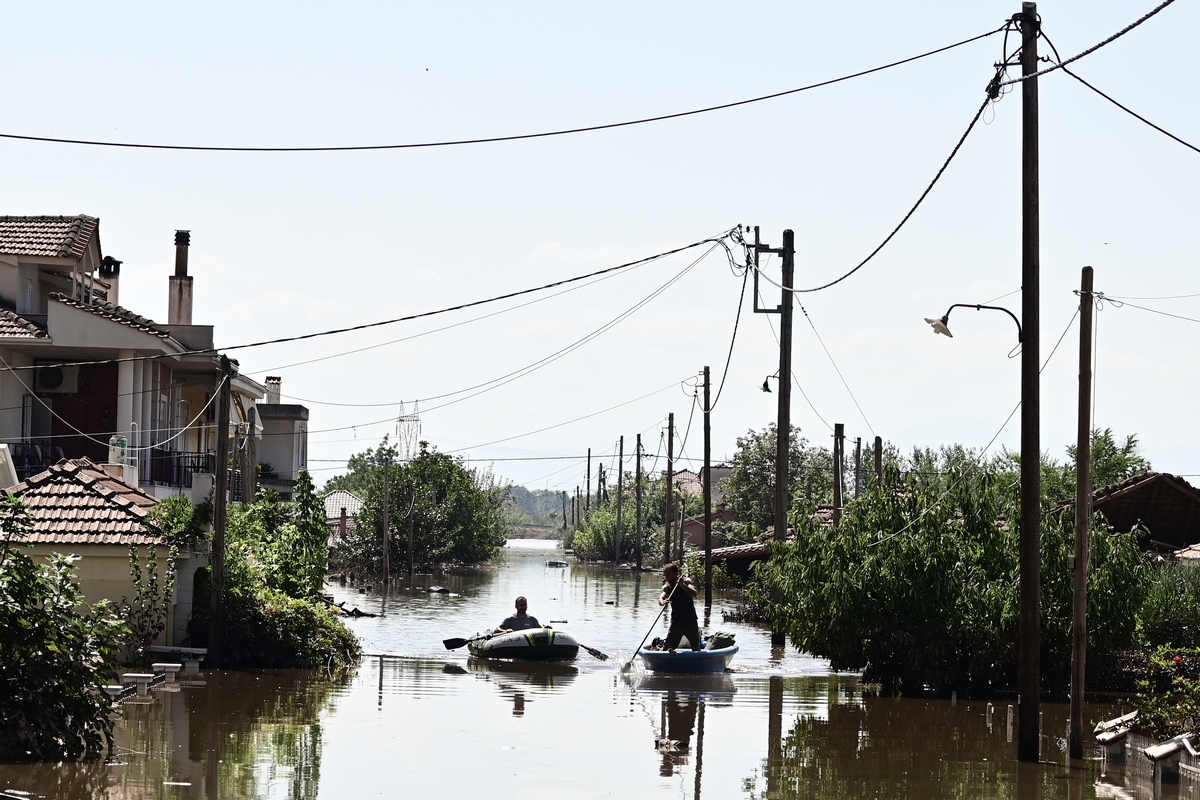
259, 417, 306, 481
0, 348, 35, 441
27, 542, 180, 648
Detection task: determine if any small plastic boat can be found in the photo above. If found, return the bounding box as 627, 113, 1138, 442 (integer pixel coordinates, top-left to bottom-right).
637, 645, 738, 674
467, 627, 579, 661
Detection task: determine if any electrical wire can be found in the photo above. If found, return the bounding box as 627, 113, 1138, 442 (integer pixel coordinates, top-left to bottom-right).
1102, 291, 1200, 301
997, 0, 1179, 86
1102, 297, 1200, 325
1061, 65, 1200, 155
709, 266, 749, 412
756, 282, 833, 432
0, 27, 1006, 153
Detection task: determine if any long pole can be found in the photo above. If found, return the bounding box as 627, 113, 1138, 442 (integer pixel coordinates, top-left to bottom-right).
771, 230, 795, 646
1069, 266, 1094, 760
874, 435, 883, 488
586, 449, 591, 517
382, 457, 390, 581
562, 491, 568, 535
208, 355, 232, 668
407, 499, 415, 582
703, 365, 713, 608
615, 436, 624, 564
1018, 0, 1042, 764
833, 423, 844, 525
636, 434, 644, 569
664, 413, 674, 564
854, 437, 862, 500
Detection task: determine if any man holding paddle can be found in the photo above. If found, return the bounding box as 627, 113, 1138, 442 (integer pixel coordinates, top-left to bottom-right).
659, 564, 701, 651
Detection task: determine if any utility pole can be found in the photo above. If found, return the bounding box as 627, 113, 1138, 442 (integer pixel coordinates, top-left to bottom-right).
854, 437, 862, 500
615, 436, 624, 564
833, 424, 844, 525
597, 463, 605, 506
382, 456, 391, 581
751, 227, 795, 646
636, 434, 644, 569
703, 366, 713, 608
1069, 266, 1095, 760
1018, 0, 1042, 765
240, 407, 257, 503
562, 491, 568, 535
208, 355, 233, 669
664, 413, 674, 565
586, 449, 591, 517
874, 435, 883, 488
407, 496, 415, 583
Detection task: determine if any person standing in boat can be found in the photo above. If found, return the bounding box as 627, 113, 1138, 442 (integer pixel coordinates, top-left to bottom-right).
659, 564, 701, 651
495, 596, 542, 632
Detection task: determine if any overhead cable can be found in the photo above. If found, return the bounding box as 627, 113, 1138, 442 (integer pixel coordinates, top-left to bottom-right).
0, 28, 1005, 153
1061, 66, 1200, 155
997, 0, 1178, 86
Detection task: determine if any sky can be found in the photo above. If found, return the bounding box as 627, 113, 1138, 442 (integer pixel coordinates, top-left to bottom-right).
2, 1, 1197, 494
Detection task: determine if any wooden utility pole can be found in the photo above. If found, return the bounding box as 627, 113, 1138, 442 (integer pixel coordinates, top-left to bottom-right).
407, 496, 415, 583
1018, 0, 1042, 764
208, 356, 233, 668
833, 423, 844, 525
1069, 266, 1095, 760
636, 434, 644, 569
615, 436, 624, 564
586, 449, 591, 517
874, 435, 883, 488
597, 463, 605, 506
664, 413, 674, 564
752, 226, 795, 647
854, 437, 862, 500
703, 366, 713, 608
562, 491, 568, 535
381, 456, 391, 581
240, 407, 257, 503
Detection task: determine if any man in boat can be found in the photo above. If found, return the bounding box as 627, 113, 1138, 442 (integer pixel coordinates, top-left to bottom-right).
659, 564, 701, 651
495, 596, 542, 632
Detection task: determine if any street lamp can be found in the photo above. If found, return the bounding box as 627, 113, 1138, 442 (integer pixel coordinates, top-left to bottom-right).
761, 372, 779, 393
924, 303, 1023, 342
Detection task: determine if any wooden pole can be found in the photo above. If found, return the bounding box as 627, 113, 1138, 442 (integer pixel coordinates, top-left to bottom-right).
854, 436, 862, 499
562, 491, 568, 535
407, 497, 415, 582
1069, 266, 1094, 760
874, 435, 883, 488
1018, 0, 1042, 764
381, 456, 390, 581
586, 449, 591, 517
615, 436, 624, 564
703, 365, 713, 608
208, 355, 232, 668
636, 434, 644, 569
771, 231, 794, 645
833, 423, 844, 525
664, 413, 674, 564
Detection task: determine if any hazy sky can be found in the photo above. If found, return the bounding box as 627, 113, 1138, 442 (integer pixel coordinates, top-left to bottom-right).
3, 1, 1197, 493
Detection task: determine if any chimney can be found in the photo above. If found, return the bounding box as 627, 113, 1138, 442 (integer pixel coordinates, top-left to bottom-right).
168, 230, 193, 325
265, 376, 281, 404
339, 507, 348, 540
100, 256, 122, 306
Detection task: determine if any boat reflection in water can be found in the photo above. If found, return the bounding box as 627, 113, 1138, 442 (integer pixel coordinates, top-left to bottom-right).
627, 672, 736, 790
467, 657, 578, 716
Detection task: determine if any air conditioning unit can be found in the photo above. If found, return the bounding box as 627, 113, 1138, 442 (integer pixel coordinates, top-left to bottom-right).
35, 363, 79, 394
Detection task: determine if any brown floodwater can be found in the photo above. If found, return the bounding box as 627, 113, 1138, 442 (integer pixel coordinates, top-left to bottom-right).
0, 540, 1166, 799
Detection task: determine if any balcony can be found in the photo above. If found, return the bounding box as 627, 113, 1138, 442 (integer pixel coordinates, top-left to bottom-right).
147, 448, 216, 489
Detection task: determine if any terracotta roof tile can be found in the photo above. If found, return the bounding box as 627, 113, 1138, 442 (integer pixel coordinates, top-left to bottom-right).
324, 489, 364, 521
0, 215, 98, 259
9, 458, 162, 546
0, 308, 47, 339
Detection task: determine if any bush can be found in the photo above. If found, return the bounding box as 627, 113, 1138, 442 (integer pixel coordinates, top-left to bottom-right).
1135, 646, 1200, 737
1139, 560, 1200, 649
1, 541, 125, 761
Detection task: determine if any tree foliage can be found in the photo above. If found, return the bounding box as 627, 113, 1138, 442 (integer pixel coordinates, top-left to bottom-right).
329, 439, 510, 576
187, 472, 360, 669
0, 495, 126, 761
751, 454, 1149, 697
571, 471, 702, 562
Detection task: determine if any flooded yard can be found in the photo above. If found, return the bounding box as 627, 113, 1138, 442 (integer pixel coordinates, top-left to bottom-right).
0, 540, 1165, 798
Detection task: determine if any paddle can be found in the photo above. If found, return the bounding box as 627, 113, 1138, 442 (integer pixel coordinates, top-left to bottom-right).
443, 635, 485, 650
621, 580, 679, 672
578, 643, 609, 661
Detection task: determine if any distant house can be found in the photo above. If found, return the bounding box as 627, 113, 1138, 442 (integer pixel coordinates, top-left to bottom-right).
256, 376, 310, 499
10, 457, 205, 647
679, 506, 740, 549
324, 488, 365, 544
1052, 472, 1200, 553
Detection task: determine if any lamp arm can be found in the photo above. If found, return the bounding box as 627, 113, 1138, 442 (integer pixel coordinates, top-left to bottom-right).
943, 303, 1023, 342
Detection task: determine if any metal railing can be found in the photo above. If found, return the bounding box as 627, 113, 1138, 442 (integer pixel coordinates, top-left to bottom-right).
148, 448, 216, 488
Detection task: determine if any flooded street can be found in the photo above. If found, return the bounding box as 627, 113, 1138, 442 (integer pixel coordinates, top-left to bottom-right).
0, 540, 1161, 799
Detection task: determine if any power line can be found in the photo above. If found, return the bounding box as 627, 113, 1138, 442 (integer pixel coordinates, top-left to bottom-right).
1103, 291, 1200, 301
794, 298, 876, 438
0, 27, 1005, 154
1061, 66, 1200, 155
997, 0, 1179, 86
757, 282, 833, 432
710, 266, 749, 412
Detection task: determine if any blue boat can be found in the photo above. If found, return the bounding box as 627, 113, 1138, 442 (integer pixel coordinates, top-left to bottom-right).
637, 645, 738, 674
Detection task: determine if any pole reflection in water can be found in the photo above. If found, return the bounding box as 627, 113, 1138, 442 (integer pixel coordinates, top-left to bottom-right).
657, 689, 699, 776
768, 674, 783, 796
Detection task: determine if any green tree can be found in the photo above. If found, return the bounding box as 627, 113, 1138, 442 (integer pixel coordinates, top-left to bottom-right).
721, 424, 837, 532
0, 495, 126, 761
571, 472, 701, 562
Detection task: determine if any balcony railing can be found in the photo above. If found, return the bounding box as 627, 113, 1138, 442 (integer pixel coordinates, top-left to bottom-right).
148, 448, 216, 489
10, 439, 63, 481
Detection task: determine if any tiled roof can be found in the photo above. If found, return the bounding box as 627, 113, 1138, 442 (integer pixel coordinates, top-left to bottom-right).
0, 308, 47, 339
10, 458, 162, 545
0, 215, 98, 259
1051, 472, 1200, 550
49, 293, 172, 340
324, 489, 364, 521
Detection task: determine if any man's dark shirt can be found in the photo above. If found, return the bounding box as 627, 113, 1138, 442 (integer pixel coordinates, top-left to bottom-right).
663, 581, 697, 622
499, 614, 541, 631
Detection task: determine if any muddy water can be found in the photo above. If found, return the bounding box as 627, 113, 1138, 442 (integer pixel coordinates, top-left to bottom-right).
0, 540, 1160, 798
